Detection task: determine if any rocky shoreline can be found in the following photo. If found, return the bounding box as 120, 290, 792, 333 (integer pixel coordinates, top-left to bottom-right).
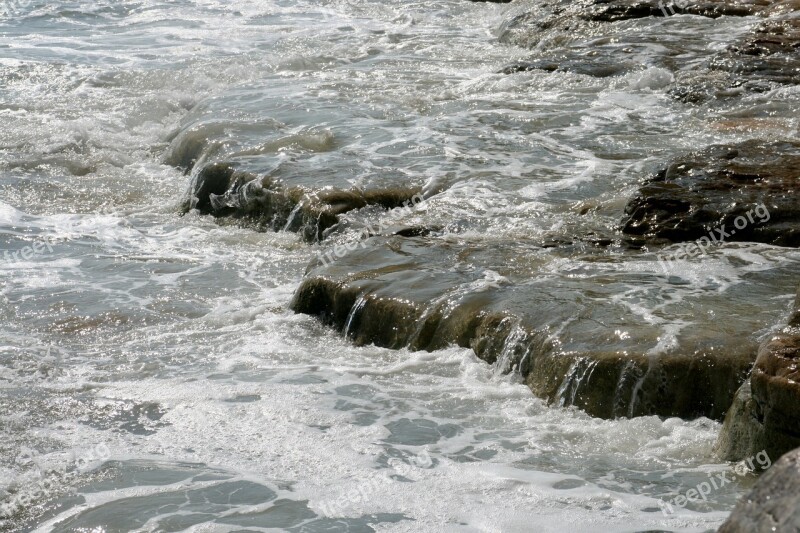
175, 0, 799, 529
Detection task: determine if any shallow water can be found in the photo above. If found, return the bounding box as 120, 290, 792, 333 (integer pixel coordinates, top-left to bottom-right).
1, 0, 798, 531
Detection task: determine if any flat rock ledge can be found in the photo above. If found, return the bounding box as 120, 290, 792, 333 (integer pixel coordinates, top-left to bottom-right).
716, 284, 800, 462
287, 235, 788, 420
621, 140, 800, 247
182, 163, 422, 242
718, 447, 800, 533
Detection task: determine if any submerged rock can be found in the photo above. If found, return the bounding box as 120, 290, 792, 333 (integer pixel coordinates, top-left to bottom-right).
499, 0, 797, 101
672, 4, 800, 101
500, 55, 633, 78
183, 163, 423, 242
499, 0, 765, 49
621, 140, 800, 247
290, 235, 798, 420
718, 447, 800, 533
716, 284, 800, 463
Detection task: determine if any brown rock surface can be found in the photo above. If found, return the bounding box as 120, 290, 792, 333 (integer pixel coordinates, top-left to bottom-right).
621, 140, 800, 247
716, 284, 800, 462
290, 235, 797, 420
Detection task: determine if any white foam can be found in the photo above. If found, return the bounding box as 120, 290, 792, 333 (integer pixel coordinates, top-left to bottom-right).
1, 1, 797, 530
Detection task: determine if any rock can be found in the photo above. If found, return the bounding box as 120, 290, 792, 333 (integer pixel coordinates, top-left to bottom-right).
499, 1, 765, 49
750, 329, 800, 458
714, 381, 768, 461
183, 162, 423, 242
716, 284, 800, 462
500, 55, 633, 78
185, 163, 245, 213
718, 447, 800, 533
498, 0, 796, 101
498, 0, 778, 89
672, 4, 800, 102
290, 235, 796, 420
791, 284, 800, 327
621, 140, 800, 247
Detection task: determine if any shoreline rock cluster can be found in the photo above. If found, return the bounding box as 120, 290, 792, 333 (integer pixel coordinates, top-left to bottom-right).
291, 3, 800, 526
173, 0, 799, 437
171, 1, 799, 528
286, 0, 799, 425
621, 140, 800, 247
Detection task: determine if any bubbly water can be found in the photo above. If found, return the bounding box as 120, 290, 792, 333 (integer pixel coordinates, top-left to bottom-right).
1, 1, 798, 531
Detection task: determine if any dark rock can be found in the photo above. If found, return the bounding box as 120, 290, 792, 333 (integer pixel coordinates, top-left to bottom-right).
183, 162, 423, 242
717, 16, 800, 86
290, 235, 798, 420
621, 140, 800, 247
498, 0, 775, 90
501, 56, 632, 78
186, 163, 244, 213
718, 447, 800, 533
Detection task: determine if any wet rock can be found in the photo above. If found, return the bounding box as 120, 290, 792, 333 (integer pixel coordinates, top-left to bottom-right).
714, 381, 768, 461
183, 163, 423, 242
718, 447, 800, 533
581, 1, 763, 22
499, 0, 794, 101
750, 330, 800, 456
499, 1, 765, 48
185, 163, 248, 213
791, 284, 800, 327
498, 1, 773, 86
621, 140, 800, 247
672, 5, 800, 102
715, 15, 800, 85
289, 235, 796, 420
501, 56, 632, 78
716, 284, 800, 462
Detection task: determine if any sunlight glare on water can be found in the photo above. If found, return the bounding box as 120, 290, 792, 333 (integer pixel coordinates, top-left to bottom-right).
1, 0, 797, 531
